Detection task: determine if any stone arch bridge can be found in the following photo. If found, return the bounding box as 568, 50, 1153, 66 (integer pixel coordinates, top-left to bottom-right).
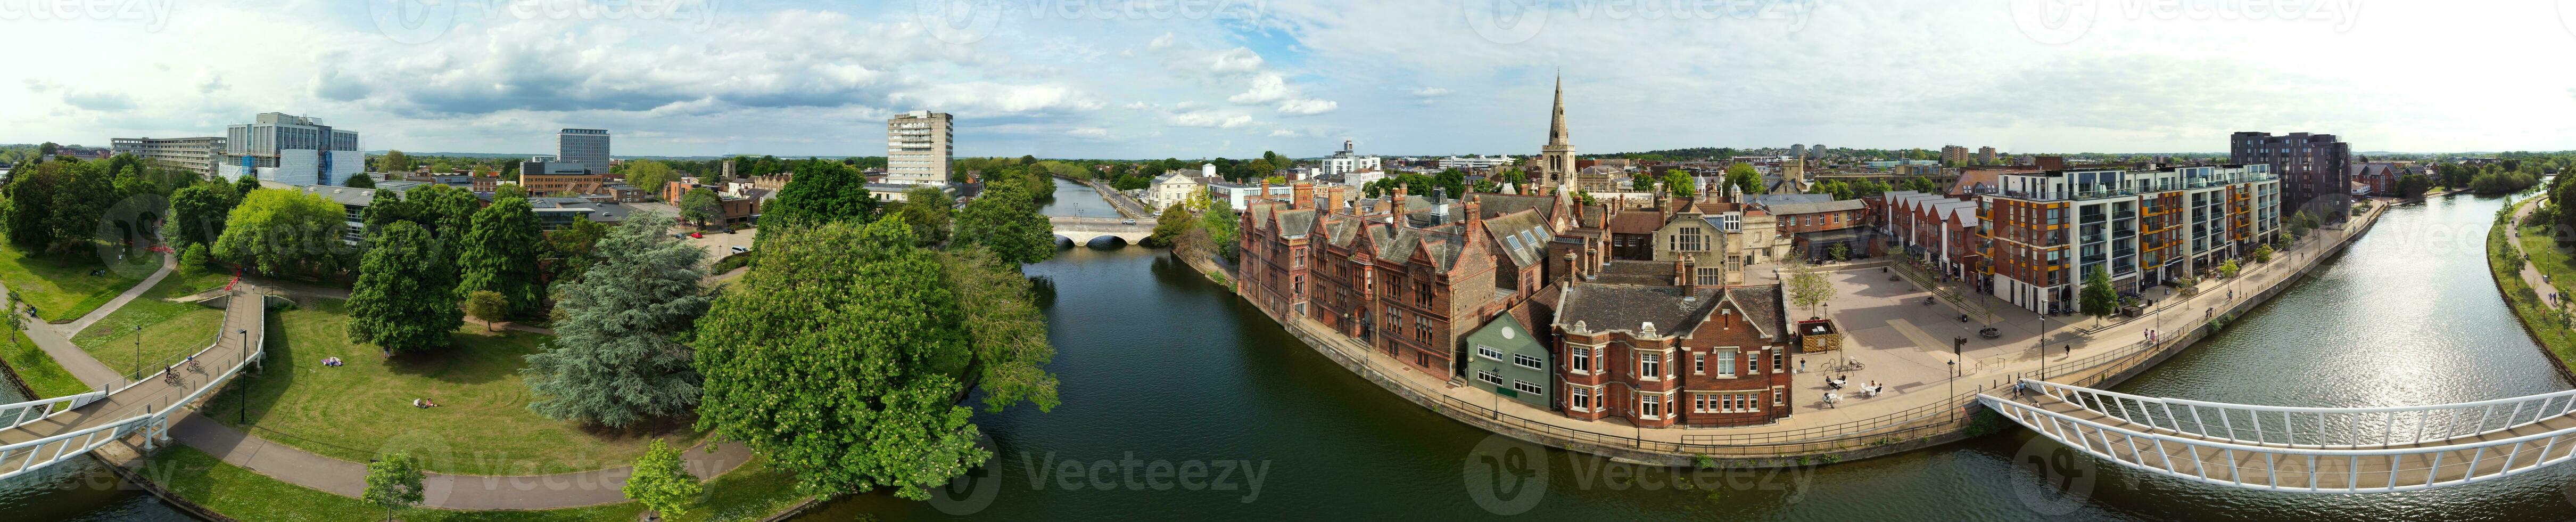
1053, 216, 1153, 244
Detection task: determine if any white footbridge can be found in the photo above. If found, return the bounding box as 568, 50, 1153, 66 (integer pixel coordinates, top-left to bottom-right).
0, 288, 264, 480
1980, 379, 2576, 493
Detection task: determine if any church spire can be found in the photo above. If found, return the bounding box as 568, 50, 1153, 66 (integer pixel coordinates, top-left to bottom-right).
1546, 75, 1570, 147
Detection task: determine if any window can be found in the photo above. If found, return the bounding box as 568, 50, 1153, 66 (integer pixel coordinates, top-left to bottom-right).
1513, 380, 1543, 395
1717, 350, 1737, 377
1772, 352, 1785, 375
1570, 347, 1591, 373
1639, 395, 1663, 418
1639, 353, 1662, 378
1570, 387, 1592, 411
1477, 370, 1504, 386
1512, 354, 1544, 370
1749, 349, 1762, 373
1475, 345, 1504, 362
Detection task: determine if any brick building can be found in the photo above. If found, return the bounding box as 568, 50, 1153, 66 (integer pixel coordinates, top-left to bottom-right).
2231, 132, 2350, 220
1553, 282, 1791, 428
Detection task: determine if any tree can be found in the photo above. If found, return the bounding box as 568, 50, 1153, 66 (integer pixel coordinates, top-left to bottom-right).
2218, 259, 2241, 279
1827, 243, 1850, 262
953, 175, 1055, 264
2395, 174, 2432, 197
178, 243, 211, 276
1662, 169, 1696, 199
624, 439, 703, 517
465, 290, 508, 332
939, 247, 1059, 412
234, 174, 260, 196
544, 216, 611, 284
2079, 266, 2120, 327
211, 189, 348, 276
1723, 162, 1762, 197
42, 160, 114, 256
1143, 202, 1193, 248
761, 160, 876, 229
1200, 197, 1241, 262
346, 221, 462, 354
1629, 173, 1655, 192
456, 197, 546, 316
379, 150, 412, 173
622, 159, 678, 195
168, 181, 238, 248
2251, 244, 2275, 263
1, 160, 65, 249
524, 213, 709, 428
680, 188, 722, 229
891, 186, 955, 246
345, 173, 376, 189
1781, 258, 1834, 317
406, 184, 481, 240
693, 217, 986, 500
363, 452, 426, 522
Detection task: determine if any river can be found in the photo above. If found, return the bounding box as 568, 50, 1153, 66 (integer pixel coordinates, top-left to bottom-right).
13, 181, 2567, 520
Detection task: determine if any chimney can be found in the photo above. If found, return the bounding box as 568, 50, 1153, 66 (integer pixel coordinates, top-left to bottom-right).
1464, 200, 1485, 241
2037, 156, 2067, 170
1679, 257, 1698, 293
1392, 186, 1406, 218
1431, 187, 1452, 224
1293, 182, 1315, 210
1259, 179, 1270, 206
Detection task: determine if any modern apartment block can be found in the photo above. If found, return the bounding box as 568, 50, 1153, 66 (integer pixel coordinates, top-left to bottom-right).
886, 110, 953, 186
1979, 165, 2280, 314
109, 136, 226, 178
556, 128, 611, 174
219, 112, 362, 187
1941, 145, 1971, 165
2230, 132, 2349, 220
1977, 146, 1997, 164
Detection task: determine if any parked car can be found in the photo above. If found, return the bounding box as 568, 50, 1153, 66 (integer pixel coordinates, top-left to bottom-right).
689, 232, 704, 239
730, 246, 749, 254
1121, 219, 1137, 225
719, 227, 736, 234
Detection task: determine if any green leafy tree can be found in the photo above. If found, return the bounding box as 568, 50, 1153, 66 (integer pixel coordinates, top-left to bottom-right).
543, 217, 611, 284
234, 174, 260, 196
953, 175, 1055, 264
2079, 266, 2119, 327
456, 197, 545, 316
693, 217, 986, 500
211, 189, 348, 276
378, 150, 411, 173
2251, 244, 2275, 263
1143, 202, 1193, 248
168, 181, 238, 248
680, 188, 722, 228
1200, 197, 1240, 262
761, 159, 876, 229
1723, 162, 1762, 197
363, 452, 426, 522
524, 213, 709, 427
345, 173, 376, 189
2395, 174, 2432, 197
2, 161, 64, 249
42, 160, 114, 256
621, 159, 679, 195
2218, 258, 2241, 279
624, 439, 703, 517
1629, 173, 1655, 192
940, 247, 1059, 412
1782, 257, 1834, 317
346, 221, 461, 354
406, 183, 481, 241
1662, 169, 1697, 199
465, 290, 508, 332
893, 186, 955, 246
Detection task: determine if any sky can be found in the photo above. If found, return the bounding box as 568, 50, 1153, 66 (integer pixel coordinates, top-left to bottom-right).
3, 0, 2573, 160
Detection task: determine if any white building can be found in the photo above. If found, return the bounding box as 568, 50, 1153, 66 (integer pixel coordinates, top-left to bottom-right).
1981, 164, 2281, 314
1437, 154, 1517, 169
556, 128, 610, 174
886, 110, 954, 186
110, 136, 227, 178
1318, 140, 1381, 180
1207, 182, 1295, 210
1148, 171, 1211, 211
218, 112, 362, 187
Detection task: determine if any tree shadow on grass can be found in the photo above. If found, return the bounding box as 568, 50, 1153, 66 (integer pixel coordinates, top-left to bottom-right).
202, 307, 300, 433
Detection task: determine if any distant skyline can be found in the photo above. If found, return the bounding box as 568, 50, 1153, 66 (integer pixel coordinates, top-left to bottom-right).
5, 1, 2574, 160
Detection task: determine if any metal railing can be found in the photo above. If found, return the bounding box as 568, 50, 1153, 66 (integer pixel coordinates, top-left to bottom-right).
1981, 392, 2576, 493
0, 391, 106, 430
0, 290, 266, 480
2024, 379, 2576, 449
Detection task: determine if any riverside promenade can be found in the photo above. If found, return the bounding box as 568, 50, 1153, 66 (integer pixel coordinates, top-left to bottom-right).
1249, 200, 2388, 466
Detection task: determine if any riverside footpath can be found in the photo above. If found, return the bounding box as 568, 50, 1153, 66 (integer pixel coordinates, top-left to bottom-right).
1244, 201, 2388, 467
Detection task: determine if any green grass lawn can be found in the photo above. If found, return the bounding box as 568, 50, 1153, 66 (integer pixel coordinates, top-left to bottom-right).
0, 242, 158, 322
71, 274, 228, 377
201, 298, 705, 475
3, 331, 90, 398
151, 445, 807, 521
2507, 216, 2576, 364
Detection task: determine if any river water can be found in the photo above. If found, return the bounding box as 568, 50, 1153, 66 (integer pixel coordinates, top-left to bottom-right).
15, 181, 2566, 520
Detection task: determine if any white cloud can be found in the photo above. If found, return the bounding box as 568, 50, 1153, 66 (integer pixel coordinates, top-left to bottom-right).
1413, 87, 1450, 97
1275, 99, 1338, 115
890, 82, 1103, 115
1168, 110, 1254, 128
1228, 74, 1294, 104
1068, 127, 1110, 137
1268, 129, 1300, 137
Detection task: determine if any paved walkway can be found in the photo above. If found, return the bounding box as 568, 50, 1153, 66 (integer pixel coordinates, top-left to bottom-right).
2508, 197, 2560, 309
59, 251, 177, 337
1276, 200, 2388, 451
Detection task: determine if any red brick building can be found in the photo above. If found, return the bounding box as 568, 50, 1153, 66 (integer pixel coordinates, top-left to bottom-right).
1553, 282, 1791, 427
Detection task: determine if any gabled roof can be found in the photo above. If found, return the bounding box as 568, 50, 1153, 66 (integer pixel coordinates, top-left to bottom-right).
1761, 200, 1865, 215
1720, 286, 1784, 339
1596, 260, 1675, 286
1554, 282, 1723, 337
1481, 209, 1554, 268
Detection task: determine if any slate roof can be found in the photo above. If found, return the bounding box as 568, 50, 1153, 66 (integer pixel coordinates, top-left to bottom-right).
1481, 209, 1554, 268
1747, 193, 1834, 206
1723, 285, 1784, 339
1465, 192, 1558, 223
1760, 199, 1865, 216
1554, 282, 1723, 336
1277, 208, 1318, 238
1607, 208, 1667, 234
1596, 260, 1675, 286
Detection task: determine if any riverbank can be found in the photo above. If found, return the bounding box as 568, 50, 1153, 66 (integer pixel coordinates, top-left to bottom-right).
2488, 195, 2576, 378
1243, 200, 2388, 467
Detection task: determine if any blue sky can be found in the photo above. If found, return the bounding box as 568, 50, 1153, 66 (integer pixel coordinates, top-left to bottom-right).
5, 0, 2574, 159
